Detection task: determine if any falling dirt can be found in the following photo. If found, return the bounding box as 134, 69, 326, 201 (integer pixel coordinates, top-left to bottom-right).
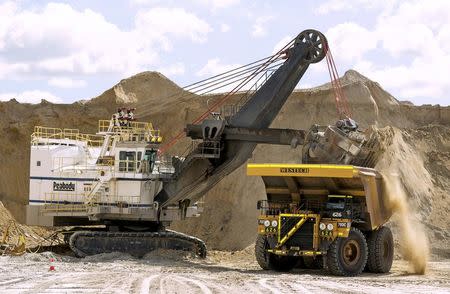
375, 127, 433, 274
381, 173, 429, 274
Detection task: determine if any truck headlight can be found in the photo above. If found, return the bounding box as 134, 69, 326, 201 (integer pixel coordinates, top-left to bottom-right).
327, 223, 334, 231
264, 220, 270, 227
271, 220, 278, 227
319, 223, 326, 230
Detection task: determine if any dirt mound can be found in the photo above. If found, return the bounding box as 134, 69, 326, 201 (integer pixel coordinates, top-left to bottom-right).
89, 71, 186, 107
0, 69, 449, 258
0, 202, 61, 251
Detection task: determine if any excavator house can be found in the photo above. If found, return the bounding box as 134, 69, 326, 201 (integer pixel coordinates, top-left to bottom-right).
25, 29, 393, 276
27, 117, 207, 257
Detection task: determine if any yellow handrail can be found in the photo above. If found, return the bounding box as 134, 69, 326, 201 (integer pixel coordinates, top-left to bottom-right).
32, 118, 164, 146
31, 126, 104, 147
98, 120, 163, 142
41, 192, 142, 213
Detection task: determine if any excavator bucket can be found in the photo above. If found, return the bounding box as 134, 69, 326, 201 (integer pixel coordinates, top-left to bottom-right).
302, 123, 391, 168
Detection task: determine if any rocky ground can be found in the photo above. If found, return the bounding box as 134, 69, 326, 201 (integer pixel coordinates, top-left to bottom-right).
0, 251, 448, 293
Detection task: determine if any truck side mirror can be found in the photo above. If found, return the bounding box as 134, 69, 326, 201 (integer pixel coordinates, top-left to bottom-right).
257, 200, 262, 210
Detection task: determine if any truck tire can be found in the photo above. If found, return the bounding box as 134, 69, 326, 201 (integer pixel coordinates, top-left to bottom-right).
326, 227, 368, 276
366, 226, 394, 273
255, 235, 298, 272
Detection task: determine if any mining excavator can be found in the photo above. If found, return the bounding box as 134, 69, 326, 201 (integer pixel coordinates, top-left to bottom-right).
26, 29, 392, 276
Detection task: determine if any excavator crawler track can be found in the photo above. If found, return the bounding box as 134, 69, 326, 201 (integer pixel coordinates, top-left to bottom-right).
69, 230, 207, 258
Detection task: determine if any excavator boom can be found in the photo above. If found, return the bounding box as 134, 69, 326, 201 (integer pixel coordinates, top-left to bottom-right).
155, 30, 328, 209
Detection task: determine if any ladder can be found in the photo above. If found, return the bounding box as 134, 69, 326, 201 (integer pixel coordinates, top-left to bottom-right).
99, 118, 119, 159
84, 172, 112, 206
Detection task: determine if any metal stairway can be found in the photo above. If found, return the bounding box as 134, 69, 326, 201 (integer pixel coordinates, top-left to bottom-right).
84, 173, 112, 207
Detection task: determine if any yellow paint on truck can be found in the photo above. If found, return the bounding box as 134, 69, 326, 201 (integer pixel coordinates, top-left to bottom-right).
247, 163, 357, 178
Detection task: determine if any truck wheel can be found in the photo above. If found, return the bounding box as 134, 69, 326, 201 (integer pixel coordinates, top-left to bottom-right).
255, 235, 298, 272
326, 227, 368, 276
255, 234, 272, 270
366, 226, 394, 273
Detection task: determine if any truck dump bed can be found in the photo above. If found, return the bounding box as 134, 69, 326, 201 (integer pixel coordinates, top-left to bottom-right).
247, 164, 392, 230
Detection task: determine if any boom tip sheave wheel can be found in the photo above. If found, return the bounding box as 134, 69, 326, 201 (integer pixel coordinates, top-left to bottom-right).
296, 29, 328, 64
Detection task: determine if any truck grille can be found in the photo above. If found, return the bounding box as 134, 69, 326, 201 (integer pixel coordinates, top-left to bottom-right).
279, 216, 315, 250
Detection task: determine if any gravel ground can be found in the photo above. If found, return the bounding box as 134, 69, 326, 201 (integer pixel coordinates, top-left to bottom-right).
0, 251, 449, 294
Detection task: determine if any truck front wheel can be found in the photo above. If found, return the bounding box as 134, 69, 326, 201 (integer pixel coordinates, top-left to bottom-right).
326, 227, 368, 276
255, 235, 298, 272
366, 226, 394, 273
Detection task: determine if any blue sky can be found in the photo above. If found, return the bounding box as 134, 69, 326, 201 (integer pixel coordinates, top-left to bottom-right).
0, 0, 449, 105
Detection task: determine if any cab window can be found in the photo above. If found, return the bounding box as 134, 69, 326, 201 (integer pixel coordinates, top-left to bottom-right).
118, 151, 136, 172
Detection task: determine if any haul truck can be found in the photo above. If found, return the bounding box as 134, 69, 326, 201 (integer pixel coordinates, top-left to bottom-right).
248, 163, 394, 276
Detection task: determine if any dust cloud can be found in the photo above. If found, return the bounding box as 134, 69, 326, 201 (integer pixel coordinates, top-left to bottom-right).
375, 127, 431, 274
381, 172, 429, 274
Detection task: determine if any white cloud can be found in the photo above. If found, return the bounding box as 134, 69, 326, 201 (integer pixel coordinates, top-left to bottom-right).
356, 63, 445, 102
318, 1, 450, 104
196, 0, 240, 10
326, 22, 377, 62
135, 7, 212, 45
157, 62, 185, 76
220, 23, 230, 33
336, 1, 450, 105
130, 0, 162, 5
272, 35, 292, 54
317, 0, 352, 14
0, 90, 62, 104
251, 16, 274, 38
0, 3, 212, 79
196, 58, 241, 77
375, 1, 446, 57
0, 60, 30, 79
48, 77, 87, 88
317, 0, 393, 15
0, 1, 17, 50
371, 1, 450, 104
132, 0, 239, 10
0, 3, 141, 77
356, 49, 450, 103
